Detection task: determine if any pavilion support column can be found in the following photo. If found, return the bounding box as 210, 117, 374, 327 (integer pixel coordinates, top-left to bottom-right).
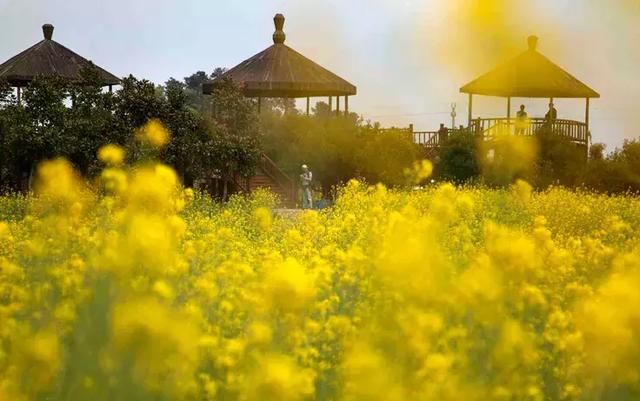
329, 96, 333, 111
345, 96, 349, 115
306, 97, 310, 116
585, 98, 590, 132
336, 96, 341, 117
467, 94, 473, 126
507, 97, 511, 133
257, 97, 262, 114
108, 85, 113, 93
16, 87, 21, 105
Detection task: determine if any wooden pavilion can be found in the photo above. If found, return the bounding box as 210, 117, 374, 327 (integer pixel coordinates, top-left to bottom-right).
203, 13, 357, 116
202, 13, 358, 206
0, 24, 120, 102
459, 35, 599, 148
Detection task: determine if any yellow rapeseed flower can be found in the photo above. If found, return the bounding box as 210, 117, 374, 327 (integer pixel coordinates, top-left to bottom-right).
34, 158, 90, 210
137, 119, 170, 148
4, 144, 640, 400
244, 354, 315, 401
111, 297, 200, 396
264, 258, 316, 312
97, 144, 125, 166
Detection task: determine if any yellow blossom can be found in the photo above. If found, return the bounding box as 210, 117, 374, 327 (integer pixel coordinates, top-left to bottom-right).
137, 119, 170, 148
97, 144, 125, 166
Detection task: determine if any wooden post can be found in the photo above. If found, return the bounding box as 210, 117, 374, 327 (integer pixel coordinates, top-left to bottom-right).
329, 96, 333, 110
507, 97, 511, 134
306, 97, 310, 116
336, 96, 340, 117
16, 87, 21, 105
108, 85, 113, 93
468, 93, 473, 126
345, 96, 349, 115
585, 97, 591, 156
585, 97, 590, 131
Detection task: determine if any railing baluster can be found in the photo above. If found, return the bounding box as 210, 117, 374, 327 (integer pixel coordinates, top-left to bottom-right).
408, 118, 588, 147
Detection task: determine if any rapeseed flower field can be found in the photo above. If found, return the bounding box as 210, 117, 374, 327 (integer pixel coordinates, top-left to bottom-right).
1, 126, 640, 401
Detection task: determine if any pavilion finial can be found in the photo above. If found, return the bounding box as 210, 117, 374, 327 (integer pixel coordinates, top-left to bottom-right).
273, 14, 286, 44
527, 35, 539, 51
43, 24, 54, 40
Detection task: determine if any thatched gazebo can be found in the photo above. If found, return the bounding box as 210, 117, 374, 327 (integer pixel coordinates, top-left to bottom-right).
0, 24, 120, 102
203, 13, 357, 115
460, 35, 599, 147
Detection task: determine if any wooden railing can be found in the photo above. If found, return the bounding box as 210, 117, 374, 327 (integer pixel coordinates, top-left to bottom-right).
413, 128, 471, 148
232, 172, 250, 193
259, 153, 296, 206
231, 154, 296, 206
469, 118, 589, 145
413, 131, 440, 147
378, 127, 445, 148
379, 118, 589, 150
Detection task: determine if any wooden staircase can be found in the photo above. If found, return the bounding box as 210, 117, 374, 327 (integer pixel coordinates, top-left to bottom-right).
234, 154, 297, 207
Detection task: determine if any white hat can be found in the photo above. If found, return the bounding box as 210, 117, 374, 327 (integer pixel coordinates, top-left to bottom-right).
302, 164, 308, 169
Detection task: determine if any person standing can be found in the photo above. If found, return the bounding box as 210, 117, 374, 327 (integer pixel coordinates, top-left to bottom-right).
516, 104, 528, 135
438, 123, 449, 143
545, 102, 558, 123
300, 164, 313, 209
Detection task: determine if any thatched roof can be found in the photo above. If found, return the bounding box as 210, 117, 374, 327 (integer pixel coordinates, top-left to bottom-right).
460, 36, 599, 99
0, 24, 120, 87
203, 14, 356, 98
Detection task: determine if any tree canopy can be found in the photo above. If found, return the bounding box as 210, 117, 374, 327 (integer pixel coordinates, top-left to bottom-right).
0, 66, 261, 195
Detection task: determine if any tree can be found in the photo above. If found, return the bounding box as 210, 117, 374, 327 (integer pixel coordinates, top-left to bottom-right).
66, 66, 119, 176
9, 75, 68, 187
260, 97, 298, 117
163, 82, 210, 187
184, 71, 209, 90
113, 76, 165, 133
0, 67, 124, 187
111, 75, 168, 165
165, 77, 185, 93
534, 127, 586, 187
589, 143, 605, 161
582, 139, 640, 193
260, 107, 419, 195
210, 68, 227, 80
0, 80, 22, 190
355, 127, 421, 187
0, 67, 266, 197
207, 78, 262, 199
181, 69, 228, 111
116, 74, 260, 194
436, 131, 480, 183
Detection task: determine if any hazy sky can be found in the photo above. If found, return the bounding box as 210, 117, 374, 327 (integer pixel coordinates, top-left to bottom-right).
1, 0, 638, 148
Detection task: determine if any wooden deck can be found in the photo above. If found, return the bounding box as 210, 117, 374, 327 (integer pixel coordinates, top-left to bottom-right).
386, 118, 590, 149
468, 118, 589, 145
